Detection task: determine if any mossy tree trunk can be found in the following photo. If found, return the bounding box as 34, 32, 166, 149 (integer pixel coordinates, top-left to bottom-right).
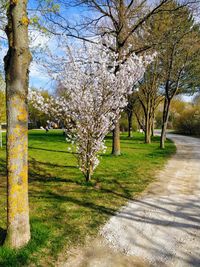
4, 0, 31, 248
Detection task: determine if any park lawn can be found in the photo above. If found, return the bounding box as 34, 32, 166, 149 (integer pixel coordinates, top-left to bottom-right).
0, 130, 176, 266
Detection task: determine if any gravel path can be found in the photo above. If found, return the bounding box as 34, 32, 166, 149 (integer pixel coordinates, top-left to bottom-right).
62, 134, 200, 267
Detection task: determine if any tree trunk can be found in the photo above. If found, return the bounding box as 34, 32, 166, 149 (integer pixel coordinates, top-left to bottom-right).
151, 111, 155, 137
4, 0, 31, 248
112, 120, 121, 156
127, 111, 133, 138
160, 98, 171, 149
144, 111, 151, 144
86, 171, 91, 182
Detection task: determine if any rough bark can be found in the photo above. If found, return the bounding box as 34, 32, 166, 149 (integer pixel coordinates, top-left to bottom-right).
151, 109, 155, 137
145, 111, 152, 144
111, 1, 127, 156
127, 111, 133, 138
112, 121, 121, 156
160, 97, 171, 149
4, 0, 31, 248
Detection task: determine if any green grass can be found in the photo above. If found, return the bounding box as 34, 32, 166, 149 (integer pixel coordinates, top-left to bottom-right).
0, 130, 176, 266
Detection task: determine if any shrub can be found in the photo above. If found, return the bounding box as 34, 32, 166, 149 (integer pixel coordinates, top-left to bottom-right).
174, 106, 200, 135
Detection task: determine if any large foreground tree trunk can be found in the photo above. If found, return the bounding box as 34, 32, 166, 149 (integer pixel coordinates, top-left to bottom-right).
112, 121, 121, 156
160, 97, 171, 149
4, 0, 31, 248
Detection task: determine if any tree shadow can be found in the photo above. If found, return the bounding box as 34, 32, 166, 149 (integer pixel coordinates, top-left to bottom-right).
29, 158, 77, 169
0, 160, 6, 176
30, 190, 116, 217
0, 228, 6, 246
28, 146, 77, 154
28, 158, 78, 184
101, 195, 200, 266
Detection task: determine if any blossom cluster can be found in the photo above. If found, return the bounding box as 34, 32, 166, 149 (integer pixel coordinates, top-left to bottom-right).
29, 43, 152, 180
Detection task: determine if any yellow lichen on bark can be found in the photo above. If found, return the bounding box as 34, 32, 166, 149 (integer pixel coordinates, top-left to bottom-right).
4, 0, 31, 249
17, 106, 27, 122
11, 0, 18, 5
21, 16, 29, 26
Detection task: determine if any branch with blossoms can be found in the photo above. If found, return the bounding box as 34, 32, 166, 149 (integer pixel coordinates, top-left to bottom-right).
29, 43, 154, 181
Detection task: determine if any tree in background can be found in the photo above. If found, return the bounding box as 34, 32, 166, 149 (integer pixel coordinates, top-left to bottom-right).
137, 57, 163, 143
124, 92, 138, 138
28, 88, 50, 128
4, 0, 31, 248
154, 2, 200, 148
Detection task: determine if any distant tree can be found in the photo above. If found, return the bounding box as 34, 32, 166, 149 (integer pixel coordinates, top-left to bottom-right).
151, 2, 200, 148
137, 58, 163, 143
124, 92, 138, 138
28, 88, 50, 128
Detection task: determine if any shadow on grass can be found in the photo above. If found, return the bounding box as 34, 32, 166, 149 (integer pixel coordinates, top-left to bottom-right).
105, 135, 146, 142
0, 160, 6, 176
28, 158, 79, 184
28, 131, 65, 142
31, 190, 117, 217
29, 158, 77, 169
0, 228, 6, 246
28, 146, 76, 154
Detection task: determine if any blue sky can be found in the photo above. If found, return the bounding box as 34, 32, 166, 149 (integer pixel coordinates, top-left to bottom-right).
0, 0, 195, 101
27, 0, 90, 91
0, 0, 94, 92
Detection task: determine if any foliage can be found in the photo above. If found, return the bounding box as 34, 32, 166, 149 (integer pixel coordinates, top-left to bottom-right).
148, 1, 200, 148
174, 104, 200, 135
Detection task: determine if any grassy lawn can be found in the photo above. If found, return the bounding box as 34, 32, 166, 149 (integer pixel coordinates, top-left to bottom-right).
0, 130, 175, 266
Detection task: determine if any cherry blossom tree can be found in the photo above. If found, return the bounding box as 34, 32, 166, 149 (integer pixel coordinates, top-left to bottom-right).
29, 44, 152, 181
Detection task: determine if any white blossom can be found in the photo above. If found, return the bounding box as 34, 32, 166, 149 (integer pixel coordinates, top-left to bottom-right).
29, 43, 153, 180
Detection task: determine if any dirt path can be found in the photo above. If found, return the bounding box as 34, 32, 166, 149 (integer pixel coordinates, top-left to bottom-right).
61, 134, 200, 267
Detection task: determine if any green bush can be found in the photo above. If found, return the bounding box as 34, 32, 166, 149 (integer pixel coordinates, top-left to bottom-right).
174, 106, 200, 135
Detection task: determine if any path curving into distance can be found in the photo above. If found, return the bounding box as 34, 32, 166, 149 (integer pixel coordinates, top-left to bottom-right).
63, 134, 200, 267
101, 133, 200, 266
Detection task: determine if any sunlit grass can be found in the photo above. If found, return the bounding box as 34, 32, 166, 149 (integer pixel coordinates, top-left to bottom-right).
0, 130, 176, 266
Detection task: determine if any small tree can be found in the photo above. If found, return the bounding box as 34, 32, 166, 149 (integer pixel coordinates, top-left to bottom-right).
30, 44, 149, 180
